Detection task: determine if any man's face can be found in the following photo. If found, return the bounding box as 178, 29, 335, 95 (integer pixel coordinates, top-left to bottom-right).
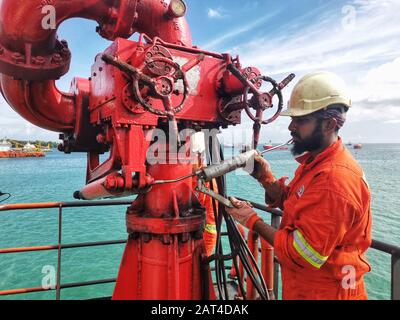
288, 115, 324, 156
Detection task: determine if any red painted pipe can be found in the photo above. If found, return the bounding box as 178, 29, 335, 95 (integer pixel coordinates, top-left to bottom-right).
75, 172, 155, 200
74, 173, 128, 201
0, 75, 75, 131
0, 0, 192, 132
261, 238, 275, 299
246, 230, 259, 300
134, 0, 192, 46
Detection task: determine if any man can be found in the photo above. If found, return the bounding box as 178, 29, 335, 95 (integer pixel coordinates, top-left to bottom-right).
226, 72, 372, 300
191, 132, 218, 257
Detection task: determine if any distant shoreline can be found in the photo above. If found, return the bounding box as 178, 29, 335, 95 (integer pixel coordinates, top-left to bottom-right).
6, 139, 58, 149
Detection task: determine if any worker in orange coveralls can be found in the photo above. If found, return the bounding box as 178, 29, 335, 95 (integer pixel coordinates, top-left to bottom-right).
190, 132, 217, 257
226, 72, 372, 300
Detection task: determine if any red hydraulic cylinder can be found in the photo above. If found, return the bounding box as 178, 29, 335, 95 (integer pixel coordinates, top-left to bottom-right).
113, 149, 214, 300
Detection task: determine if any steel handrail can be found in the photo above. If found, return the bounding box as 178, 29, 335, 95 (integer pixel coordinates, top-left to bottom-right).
0, 200, 133, 299
0, 199, 399, 300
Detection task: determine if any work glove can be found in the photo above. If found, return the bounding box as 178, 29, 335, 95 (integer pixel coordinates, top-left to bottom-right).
225, 197, 262, 230
245, 155, 276, 188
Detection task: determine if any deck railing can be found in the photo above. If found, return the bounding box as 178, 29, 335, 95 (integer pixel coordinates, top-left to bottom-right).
0, 199, 399, 300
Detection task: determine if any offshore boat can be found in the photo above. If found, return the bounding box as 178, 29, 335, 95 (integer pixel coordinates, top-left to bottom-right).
354, 143, 362, 149
263, 141, 288, 151
0, 151, 45, 158
263, 141, 273, 150
0, 140, 45, 158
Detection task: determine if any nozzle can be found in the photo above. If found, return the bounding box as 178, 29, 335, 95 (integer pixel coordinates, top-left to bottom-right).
199, 149, 259, 182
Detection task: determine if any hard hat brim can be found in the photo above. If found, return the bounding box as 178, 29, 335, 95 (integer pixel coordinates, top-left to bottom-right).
280, 97, 351, 117
279, 108, 315, 117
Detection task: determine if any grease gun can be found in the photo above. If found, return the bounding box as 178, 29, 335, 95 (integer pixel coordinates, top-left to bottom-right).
195, 139, 293, 207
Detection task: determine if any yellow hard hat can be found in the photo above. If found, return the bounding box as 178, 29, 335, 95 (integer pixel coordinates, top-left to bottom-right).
280, 71, 352, 117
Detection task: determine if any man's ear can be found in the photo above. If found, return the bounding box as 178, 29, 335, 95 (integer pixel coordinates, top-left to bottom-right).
323, 118, 338, 133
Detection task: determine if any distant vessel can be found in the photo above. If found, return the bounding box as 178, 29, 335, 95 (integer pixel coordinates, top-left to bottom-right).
23, 142, 36, 151
263, 141, 288, 151
346, 142, 352, 146
37, 142, 53, 152
0, 139, 12, 152
353, 143, 362, 149
263, 141, 273, 150
0, 139, 45, 158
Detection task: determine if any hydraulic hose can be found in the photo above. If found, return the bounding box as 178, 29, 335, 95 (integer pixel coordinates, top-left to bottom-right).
206, 136, 269, 300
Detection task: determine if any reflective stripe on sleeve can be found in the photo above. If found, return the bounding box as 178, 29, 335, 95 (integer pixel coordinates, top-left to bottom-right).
292, 229, 328, 269
205, 224, 217, 234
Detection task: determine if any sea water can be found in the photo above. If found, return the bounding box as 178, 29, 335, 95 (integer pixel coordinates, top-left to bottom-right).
0, 144, 399, 300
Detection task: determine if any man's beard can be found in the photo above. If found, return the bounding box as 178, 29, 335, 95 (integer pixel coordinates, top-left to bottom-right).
291, 121, 324, 156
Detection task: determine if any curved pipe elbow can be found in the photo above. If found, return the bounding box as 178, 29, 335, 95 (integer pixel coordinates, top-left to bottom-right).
0, 0, 192, 80
0, 75, 75, 132
0, 0, 115, 132
0, 0, 192, 133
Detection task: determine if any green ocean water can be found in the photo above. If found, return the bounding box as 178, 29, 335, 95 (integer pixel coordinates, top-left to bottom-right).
0, 143, 399, 300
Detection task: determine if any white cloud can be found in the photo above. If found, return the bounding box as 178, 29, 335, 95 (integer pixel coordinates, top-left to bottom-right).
1, 0, 399, 143
354, 57, 400, 103
202, 11, 278, 50
0, 96, 58, 141
207, 8, 222, 19
384, 120, 400, 124
218, 0, 400, 142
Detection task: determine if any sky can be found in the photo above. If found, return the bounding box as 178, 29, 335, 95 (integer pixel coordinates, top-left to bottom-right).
1, 0, 399, 143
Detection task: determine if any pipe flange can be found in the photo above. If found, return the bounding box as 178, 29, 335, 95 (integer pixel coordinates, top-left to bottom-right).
126, 214, 205, 235
0, 40, 71, 81
122, 83, 146, 114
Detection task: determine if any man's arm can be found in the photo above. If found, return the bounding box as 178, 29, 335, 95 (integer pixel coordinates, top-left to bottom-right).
227, 197, 277, 246
252, 219, 277, 246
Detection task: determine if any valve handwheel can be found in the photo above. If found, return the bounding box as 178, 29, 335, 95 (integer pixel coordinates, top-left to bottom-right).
102, 54, 190, 118
133, 56, 190, 118
243, 75, 283, 125
227, 64, 295, 125
226, 64, 295, 148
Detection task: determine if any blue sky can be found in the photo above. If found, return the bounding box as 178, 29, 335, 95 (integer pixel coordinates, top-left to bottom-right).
1, 0, 400, 143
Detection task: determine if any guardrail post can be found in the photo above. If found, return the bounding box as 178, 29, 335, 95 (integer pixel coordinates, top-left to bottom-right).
56, 204, 63, 300
271, 214, 281, 299
392, 253, 400, 300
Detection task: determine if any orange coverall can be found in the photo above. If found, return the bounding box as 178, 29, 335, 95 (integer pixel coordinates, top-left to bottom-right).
271, 138, 372, 299
193, 178, 218, 257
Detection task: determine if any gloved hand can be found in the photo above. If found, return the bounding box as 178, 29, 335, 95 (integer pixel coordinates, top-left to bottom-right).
244, 155, 276, 188
225, 197, 262, 230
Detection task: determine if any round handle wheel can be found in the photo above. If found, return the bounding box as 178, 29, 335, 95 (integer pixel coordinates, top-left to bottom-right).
243, 75, 283, 125
132, 56, 190, 117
